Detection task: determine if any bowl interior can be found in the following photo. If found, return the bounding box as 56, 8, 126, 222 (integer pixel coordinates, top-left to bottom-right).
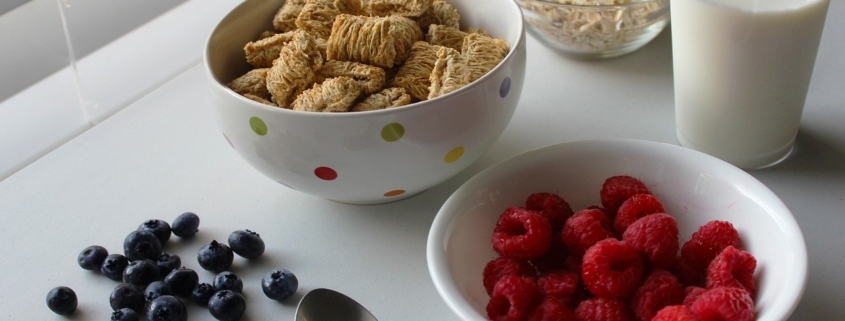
428, 139, 806, 320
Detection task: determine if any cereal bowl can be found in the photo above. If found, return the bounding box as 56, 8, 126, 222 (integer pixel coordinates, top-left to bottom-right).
518, 0, 670, 59
427, 139, 807, 320
204, 0, 526, 204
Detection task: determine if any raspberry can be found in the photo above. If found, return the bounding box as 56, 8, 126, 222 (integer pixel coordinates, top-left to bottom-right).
622, 213, 679, 269
630, 270, 685, 321
537, 270, 580, 302
682, 287, 707, 307
581, 239, 644, 299
527, 297, 577, 321
561, 208, 614, 255
679, 221, 742, 286
530, 234, 569, 273
574, 297, 635, 321
614, 194, 666, 234
600, 175, 651, 215
705, 246, 757, 295
652, 306, 701, 321
483, 257, 536, 295
492, 207, 553, 260
689, 287, 755, 321
526, 192, 575, 231
486, 275, 544, 321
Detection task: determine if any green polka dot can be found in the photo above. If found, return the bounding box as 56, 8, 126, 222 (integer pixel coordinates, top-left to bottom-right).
381, 123, 404, 142
445, 146, 465, 163
250, 116, 267, 136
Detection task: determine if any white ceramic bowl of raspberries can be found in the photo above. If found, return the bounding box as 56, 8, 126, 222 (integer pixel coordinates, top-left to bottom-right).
427, 139, 807, 321
203, 0, 526, 204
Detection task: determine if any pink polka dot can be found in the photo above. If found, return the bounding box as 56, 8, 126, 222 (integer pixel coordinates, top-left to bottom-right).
314, 167, 338, 180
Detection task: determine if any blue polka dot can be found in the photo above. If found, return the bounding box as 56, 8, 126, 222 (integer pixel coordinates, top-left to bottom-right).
499, 77, 511, 98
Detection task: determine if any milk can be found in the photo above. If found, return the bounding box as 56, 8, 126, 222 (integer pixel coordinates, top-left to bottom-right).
671, 0, 830, 168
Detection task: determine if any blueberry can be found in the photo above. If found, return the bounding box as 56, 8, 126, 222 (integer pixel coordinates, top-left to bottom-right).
111, 308, 140, 321
156, 253, 181, 277
138, 219, 172, 244
124, 230, 163, 261
78, 245, 109, 270
228, 229, 265, 260
101, 254, 130, 281
190, 283, 216, 306
208, 290, 246, 321
213, 271, 244, 293
123, 259, 160, 288
46, 286, 77, 315
144, 281, 174, 304
197, 240, 234, 272
163, 267, 199, 297
110, 283, 145, 313
261, 269, 298, 301
147, 295, 188, 321
171, 212, 200, 238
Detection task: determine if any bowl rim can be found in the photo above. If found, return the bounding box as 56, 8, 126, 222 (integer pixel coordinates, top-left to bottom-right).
517, 0, 666, 8
202, 0, 526, 119
426, 138, 808, 321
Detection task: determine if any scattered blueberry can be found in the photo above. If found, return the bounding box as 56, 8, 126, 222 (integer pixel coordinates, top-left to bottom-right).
190, 283, 216, 306
213, 271, 244, 293
110, 283, 145, 313
197, 240, 234, 272
208, 290, 246, 321
171, 212, 200, 238
147, 295, 188, 321
111, 307, 140, 321
261, 269, 298, 301
123, 259, 160, 288
138, 219, 172, 244
156, 253, 181, 277
228, 229, 265, 260
101, 254, 130, 281
164, 267, 199, 297
124, 230, 163, 261
46, 286, 77, 315
144, 281, 174, 304
78, 245, 109, 271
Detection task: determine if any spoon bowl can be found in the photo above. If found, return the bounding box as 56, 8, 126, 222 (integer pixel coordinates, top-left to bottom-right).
295, 288, 377, 321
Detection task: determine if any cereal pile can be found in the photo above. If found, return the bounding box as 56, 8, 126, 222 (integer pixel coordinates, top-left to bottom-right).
227, 0, 510, 112
518, 0, 667, 53
483, 175, 758, 321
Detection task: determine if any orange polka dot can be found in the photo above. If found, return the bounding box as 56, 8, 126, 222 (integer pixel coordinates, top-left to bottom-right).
384, 189, 405, 197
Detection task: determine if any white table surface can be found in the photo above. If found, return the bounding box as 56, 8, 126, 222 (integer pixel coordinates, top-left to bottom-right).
2, 2, 844, 320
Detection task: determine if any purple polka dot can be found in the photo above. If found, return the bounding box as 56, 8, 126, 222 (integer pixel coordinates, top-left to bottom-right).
499, 77, 511, 98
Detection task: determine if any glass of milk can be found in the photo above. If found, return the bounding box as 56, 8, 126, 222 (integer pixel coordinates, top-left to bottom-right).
671, 0, 830, 169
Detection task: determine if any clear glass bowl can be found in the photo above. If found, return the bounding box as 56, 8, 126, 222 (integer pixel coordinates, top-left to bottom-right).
517, 0, 670, 59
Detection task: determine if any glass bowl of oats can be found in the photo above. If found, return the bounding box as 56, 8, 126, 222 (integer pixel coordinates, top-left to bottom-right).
517, 0, 669, 59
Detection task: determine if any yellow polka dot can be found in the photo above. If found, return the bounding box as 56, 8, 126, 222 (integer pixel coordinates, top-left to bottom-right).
384, 189, 405, 197
445, 146, 464, 163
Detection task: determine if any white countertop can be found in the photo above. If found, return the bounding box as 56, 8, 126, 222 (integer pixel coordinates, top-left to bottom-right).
1, 1, 843, 320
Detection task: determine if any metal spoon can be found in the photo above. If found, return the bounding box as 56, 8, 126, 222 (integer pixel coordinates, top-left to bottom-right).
295, 288, 378, 321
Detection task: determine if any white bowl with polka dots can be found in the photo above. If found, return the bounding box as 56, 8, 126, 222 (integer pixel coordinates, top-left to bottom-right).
204, 0, 526, 204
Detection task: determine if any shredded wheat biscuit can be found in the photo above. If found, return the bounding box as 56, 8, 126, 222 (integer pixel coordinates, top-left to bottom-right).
366, 0, 432, 17
228, 68, 271, 98
296, 0, 343, 40
415, 0, 460, 32
266, 30, 325, 108
245, 31, 296, 68
428, 46, 468, 99
425, 25, 486, 51
390, 41, 441, 101
291, 76, 361, 112
273, 0, 307, 31
462, 33, 509, 82
351, 87, 411, 111
327, 14, 395, 68
388, 15, 424, 66
318, 60, 386, 94
244, 93, 277, 107
259, 31, 278, 40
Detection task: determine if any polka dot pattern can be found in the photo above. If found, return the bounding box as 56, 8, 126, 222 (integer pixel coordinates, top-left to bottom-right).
381, 123, 405, 142
250, 116, 267, 136
384, 190, 406, 197
445, 147, 465, 164
314, 167, 338, 180
500, 77, 511, 98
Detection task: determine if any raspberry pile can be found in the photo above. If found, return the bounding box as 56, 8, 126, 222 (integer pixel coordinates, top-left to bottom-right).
483, 175, 758, 321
